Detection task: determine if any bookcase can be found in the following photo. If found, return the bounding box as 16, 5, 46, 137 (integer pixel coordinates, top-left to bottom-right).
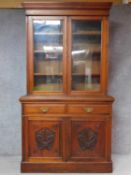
20, 1, 114, 173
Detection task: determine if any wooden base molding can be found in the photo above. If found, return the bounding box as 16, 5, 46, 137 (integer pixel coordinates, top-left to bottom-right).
21, 161, 112, 173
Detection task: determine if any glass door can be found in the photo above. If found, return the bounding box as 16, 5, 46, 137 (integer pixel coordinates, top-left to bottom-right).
71, 18, 101, 92
33, 18, 65, 92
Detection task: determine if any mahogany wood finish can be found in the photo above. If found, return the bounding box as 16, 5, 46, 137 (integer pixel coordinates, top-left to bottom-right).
0, 0, 122, 9
20, 1, 114, 173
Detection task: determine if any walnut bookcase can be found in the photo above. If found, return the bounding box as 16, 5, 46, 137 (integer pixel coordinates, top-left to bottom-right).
20, 1, 114, 173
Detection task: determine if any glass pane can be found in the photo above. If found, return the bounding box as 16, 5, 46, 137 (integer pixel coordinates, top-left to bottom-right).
71, 20, 101, 91
33, 19, 63, 92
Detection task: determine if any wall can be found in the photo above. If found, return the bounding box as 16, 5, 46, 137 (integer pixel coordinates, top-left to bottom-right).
0, 5, 131, 155
109, 4, 131, 154
0, 10, 26, 155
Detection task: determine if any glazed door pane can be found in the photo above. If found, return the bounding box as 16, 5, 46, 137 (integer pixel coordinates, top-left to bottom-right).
33, 19, 64, 92
71, 20, 101, 91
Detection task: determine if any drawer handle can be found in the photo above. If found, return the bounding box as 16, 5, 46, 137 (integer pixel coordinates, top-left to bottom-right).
84, 107, 93, 113
40, 107, 49, 113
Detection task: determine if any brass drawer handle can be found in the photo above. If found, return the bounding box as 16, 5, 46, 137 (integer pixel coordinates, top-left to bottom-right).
40, 107, 49, 113
84, 107, 94, 113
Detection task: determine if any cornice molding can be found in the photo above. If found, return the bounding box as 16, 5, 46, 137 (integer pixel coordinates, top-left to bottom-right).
0, 0, 124, 8
22, 1, 112, 10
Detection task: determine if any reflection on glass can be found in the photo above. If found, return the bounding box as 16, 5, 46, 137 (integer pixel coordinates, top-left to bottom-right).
71, 20, 101, 91
33, 20, 63, 92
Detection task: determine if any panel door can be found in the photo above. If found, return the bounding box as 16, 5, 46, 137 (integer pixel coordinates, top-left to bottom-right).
24, 117, 64, 162
70, 116, 111, 161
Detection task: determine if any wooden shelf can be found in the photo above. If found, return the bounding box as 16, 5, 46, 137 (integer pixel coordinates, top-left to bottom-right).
34, 32, 63, 35
34, 57, 62, 61
33, 84, 63, 91
73, 49, 101, 53
72, 57, 100, 60
73, 31, 101, 35
34, 73, 100, 77
73, 43, 101, 52
34, 73, 63, 76
72, 83, 100, 91
72, 73, 100, 76
34, 50, 63, 53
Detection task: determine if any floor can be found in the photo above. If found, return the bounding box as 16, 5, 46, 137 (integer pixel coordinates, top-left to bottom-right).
0, 154, 130, 175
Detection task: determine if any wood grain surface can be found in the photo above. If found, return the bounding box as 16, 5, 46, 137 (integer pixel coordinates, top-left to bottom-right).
0, 0, 124, 8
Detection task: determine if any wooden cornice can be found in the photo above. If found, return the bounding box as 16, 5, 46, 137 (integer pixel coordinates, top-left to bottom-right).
0, 0, 123, 8
22, 1, 112, 10
22, 1, 113, 16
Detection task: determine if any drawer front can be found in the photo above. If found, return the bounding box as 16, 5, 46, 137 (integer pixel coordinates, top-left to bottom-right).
67, 104, 111, 114
23, 104, 66, 115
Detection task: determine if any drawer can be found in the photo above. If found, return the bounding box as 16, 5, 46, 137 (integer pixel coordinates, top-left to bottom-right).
67, 104, 111, 114
23, 104, 66, 114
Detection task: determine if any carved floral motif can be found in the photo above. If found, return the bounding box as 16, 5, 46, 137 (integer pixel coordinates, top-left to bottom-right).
78, 128, 98, 151
35, 128, 55, 150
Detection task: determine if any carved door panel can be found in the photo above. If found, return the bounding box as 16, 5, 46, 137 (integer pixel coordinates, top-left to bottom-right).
28, 118, 63, 161
70, 117, 110, 161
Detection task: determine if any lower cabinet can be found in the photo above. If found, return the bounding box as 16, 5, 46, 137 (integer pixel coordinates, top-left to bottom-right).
23, 115, 111, 163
